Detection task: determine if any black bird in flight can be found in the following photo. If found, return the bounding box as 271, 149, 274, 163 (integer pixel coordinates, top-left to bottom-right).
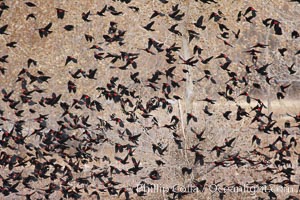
0, 24, 8, 35
97, 5, 107, 16
193, 16, 206, 30
65, 56, 77, 66
243, 7, 257, 23
25, 2, 37, 7
82, 11, 92, 22
56, 8, 66, 19
26, 13, 36, 20
150, 10, 165, 19
143, 21, 155, 31
37, 22, 52, 38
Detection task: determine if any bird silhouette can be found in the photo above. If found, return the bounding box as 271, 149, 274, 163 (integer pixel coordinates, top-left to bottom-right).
37, 22, 52, 38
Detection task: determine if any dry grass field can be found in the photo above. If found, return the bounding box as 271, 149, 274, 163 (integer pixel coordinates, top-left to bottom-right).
0, 0, 299, 199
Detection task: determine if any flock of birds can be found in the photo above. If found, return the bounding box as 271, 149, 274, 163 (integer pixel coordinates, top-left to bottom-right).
0, 0, 300, 199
